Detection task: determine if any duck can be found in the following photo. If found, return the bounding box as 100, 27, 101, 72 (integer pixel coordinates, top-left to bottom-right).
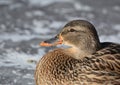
35, 20, 120, 85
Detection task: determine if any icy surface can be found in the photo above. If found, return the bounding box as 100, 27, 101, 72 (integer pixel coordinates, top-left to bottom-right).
0, 0, 120, 85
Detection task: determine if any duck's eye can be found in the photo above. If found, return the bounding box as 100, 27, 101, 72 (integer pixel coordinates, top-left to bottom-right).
69, 29, 76, 32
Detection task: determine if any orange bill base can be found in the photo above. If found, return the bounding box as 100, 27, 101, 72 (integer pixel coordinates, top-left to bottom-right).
40, 42, 53, 47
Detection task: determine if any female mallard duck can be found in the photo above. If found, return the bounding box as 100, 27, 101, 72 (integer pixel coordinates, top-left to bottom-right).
35, 20, 120, 85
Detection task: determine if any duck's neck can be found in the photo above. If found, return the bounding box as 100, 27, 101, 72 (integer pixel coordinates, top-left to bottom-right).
63, 38, 101, 59
64, 47, 92, 59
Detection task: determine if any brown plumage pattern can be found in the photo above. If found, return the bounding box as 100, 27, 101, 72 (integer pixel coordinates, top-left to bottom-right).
35, 20, 120, 85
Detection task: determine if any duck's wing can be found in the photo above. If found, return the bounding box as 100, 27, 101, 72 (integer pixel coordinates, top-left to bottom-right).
88, 42, 120, 72
35, 44, 120, 85
79, 42, 120, 84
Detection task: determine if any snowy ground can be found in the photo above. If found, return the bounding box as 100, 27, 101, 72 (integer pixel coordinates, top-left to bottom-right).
0, 0, 120, 85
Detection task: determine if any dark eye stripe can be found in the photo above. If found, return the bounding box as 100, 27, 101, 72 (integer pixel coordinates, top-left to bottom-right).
68, 29, 76, 32
68, 29, 85, 33
61, 29, 85, 35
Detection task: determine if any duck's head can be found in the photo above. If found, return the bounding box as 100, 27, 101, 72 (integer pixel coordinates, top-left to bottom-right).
40, 20, 101, 58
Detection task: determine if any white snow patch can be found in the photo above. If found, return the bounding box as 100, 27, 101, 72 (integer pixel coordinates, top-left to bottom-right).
0, 24, 6, 30
0, 34, 38, 42
100, 33, 120, 43
0, 49, 45, 69
54, 8, 73, 14
0, 0, 13, 5
26, 11, 44, 17
9, 3, 22, 10
28, 0, 72, 6
66, 16, 86, 21
102, 8, 108, 14
113, 5, 120, 11
33, 20, 50, 34
50, 21, 65, 28
13, 79, 17, 83
113, 24, 120, 31
23, 74, 33, 79
12, 70, 21, 76
33, 10, 45, 16
74, 3, 93, 11
0, 33, 53, 42
87, 13, 95, 19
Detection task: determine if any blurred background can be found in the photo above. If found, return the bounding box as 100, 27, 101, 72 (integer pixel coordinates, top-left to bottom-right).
0, 0, 120, 85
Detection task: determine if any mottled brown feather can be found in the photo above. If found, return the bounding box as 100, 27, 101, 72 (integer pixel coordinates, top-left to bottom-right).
35, 43, 120, 85
35, 20, 120, 85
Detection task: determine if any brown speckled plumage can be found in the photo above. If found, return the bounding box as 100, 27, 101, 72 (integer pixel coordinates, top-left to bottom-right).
35, 20, 120, 85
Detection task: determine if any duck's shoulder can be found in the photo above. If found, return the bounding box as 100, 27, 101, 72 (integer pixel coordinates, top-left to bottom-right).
94, 42, 120, 56
83, 42, 120, 73
101, 42, 120, 50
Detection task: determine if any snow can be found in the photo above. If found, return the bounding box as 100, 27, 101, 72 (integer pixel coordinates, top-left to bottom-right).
0, 34, 38, 42
100, 33, 120, 43
113, 24, 120, 31
26, 11, 44, 17
0, 33, 54, 42
0, 49, 45, 69
28, 0, 73, 6
113, 5, 120, 11
32, 20, 50, 34
49, 21, 65, 28
0, 0, 13, 5
74, 3, 93, 11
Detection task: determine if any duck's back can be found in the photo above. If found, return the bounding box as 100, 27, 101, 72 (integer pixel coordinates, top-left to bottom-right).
79, 42, 120, 85
35, 43, 120, 85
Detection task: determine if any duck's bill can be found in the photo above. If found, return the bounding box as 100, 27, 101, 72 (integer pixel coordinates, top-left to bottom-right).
40, 35, 63, 47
